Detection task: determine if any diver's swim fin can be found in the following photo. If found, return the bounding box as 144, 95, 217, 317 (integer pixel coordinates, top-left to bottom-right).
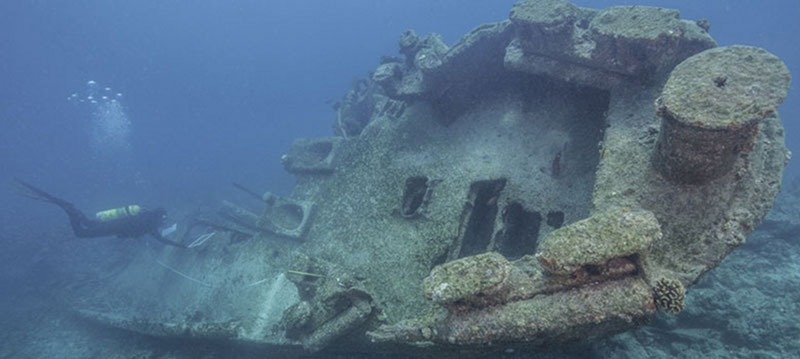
12, 179, 71, 207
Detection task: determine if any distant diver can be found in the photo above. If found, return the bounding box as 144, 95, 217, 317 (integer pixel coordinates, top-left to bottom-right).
13, 179, 186, 248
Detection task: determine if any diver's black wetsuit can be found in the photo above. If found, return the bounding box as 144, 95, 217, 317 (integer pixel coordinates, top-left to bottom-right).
15, 179, 186, 248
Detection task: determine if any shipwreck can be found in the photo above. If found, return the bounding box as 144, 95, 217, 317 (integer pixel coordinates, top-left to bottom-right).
71, 0, 791, 356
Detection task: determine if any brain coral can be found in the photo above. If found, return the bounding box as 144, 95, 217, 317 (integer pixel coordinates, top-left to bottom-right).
654, 278, 685, 314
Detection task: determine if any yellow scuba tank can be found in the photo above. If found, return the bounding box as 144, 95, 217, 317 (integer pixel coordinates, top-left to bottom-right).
95, 205, 141, 221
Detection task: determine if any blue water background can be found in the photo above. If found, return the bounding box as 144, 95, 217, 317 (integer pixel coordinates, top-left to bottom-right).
0, 0, 797, 351
1, 1, 797, 213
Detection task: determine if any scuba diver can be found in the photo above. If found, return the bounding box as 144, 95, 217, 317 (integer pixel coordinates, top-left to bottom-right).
14, 179, 186, 248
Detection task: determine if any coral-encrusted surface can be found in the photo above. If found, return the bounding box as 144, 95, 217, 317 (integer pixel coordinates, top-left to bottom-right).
661, 46, 791, 129
536, 209, 659, 275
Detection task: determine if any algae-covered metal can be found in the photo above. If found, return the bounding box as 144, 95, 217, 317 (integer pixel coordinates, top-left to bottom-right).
654, 45, 792, 184
68, 0, 791, 356
423, 252, 513, 306
536, 209, 659, 276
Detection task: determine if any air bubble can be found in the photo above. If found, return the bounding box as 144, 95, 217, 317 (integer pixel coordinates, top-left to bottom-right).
71, 80, 132, 156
